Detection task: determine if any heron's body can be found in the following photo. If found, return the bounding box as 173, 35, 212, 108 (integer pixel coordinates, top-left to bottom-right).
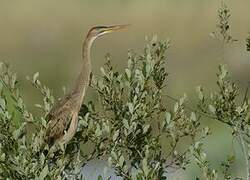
45, 25, 128, 146
45, 92, 80, 145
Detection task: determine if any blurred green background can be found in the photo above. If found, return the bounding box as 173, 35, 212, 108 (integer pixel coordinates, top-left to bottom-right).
1, 0, 250, 178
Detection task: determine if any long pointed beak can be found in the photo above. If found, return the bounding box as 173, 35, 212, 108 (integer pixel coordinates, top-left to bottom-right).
105, 24, 130, 32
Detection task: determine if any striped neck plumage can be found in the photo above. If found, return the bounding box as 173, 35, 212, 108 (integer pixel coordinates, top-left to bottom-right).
72, 35, 96, 103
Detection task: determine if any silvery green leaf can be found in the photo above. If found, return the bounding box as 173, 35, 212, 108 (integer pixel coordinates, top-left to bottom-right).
135, 69, 141, 77
40, 153, 46, 165
113, 130, 119, 142
179, 94, 187, 105
196, 86, 204, 100
0, 153, 5, 161
143, 124, 150, 134
194, 141, 201, 150
200, 152, 207, 161
4, 75, 9, 84
212, 170, 218, 178
152, 35, 158, 44
203, 126, 210, 136
12, 128, 21, 140
219, 65, 227, 79
127, 56, 132, 68
37, 165, 49, 180
17, 97, 24, 109
125, 68, 131, 80
33, 72, 39, 83
111, 151, 117, 160
100, 67, 106, 76
35, 104, 42, 109
161, 120, 166, 130
41, 118, 47, 127
103, 123, 110, 134
209, 32, 216, 39
173, 150, 178, 156
165, 112, 171, 124
208, 105, 216, 114
174, 102, 179, 113
0, 98, 5, 109
0, 81, 3, 91
145, 64, 151, 77
61, 86, 67, 95
57, 159, 63, 167
119, 155, 125, 167
123, 165, 128, 173
10, 73, 17, 88
95, 124, 102, 137
81, 118, 89, 128
145, 145, 149, 157
123, 119, 130, 130
0, 62, 3, 70
236, 106, 242, 113
128, 103, 133, 114
190, 112, 196, 121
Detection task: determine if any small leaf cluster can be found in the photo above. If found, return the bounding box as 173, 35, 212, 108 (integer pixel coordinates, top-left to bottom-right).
210, 1, 237, 44
246, 34, 250, 51
196, 65, 250, 179
191, 142, 218, 180
0, 63, 84, 179
77, 37, 212, 179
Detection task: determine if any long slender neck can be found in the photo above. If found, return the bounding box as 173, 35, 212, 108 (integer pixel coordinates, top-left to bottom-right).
72, 35, 95, 105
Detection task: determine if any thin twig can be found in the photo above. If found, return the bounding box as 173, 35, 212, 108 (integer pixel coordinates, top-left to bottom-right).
162, 93, 217, 119
238, 82, 250, 180
238, 131, 249, 180
242, 81, 250, 106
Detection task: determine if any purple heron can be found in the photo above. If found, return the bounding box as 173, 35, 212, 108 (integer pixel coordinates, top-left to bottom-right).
45, 25, 128, 147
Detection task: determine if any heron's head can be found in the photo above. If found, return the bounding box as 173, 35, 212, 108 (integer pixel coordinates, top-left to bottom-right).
87, 25, 129, 39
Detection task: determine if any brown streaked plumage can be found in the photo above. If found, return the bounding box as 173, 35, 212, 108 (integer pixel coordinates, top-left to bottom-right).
45, 25, 129, 147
